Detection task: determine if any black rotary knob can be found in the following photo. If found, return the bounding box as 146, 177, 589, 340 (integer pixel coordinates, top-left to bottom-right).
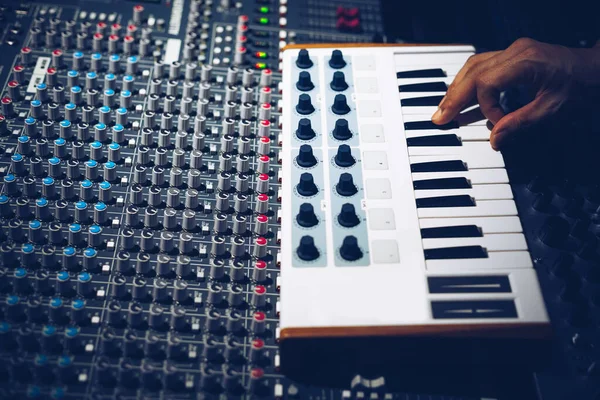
332, 119, 352, 141
296, 71, 314, 91
296, 93, 315, 115
336, 173, 357, 197
340, 235, 362, 261
296, 118, 316, 140
330, 71, 348, 91
297, 235, 319, 261
538, 216, 569, 247
296, 203, 318, 228
297, 173, 318, 197
337, 203, 360, 227
296, 49, 313, 69
332, 94, 350, 115
334, 144, 354, 167
329, 49, 346, 69
296, 144, 317, 168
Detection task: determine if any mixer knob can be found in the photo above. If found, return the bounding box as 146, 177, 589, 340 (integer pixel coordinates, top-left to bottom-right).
296, 71, 314, 91
336, 173, 358, 196
296, 203, 318, 228
338, 203, 361, 227
332, 118, 352, 140
296, 118, 316, 140
329, 49, 347, 69
296, 93, 315, 115
296, 235, 320, 261
340, 235, 363, 261
296, 49, 313, 69
297, 173, 318, 196
260, 68, 273, 87
332, 94, 351, 115
334, 144, 355, 167
330, 71, 349, 91
296, 144, 317, 167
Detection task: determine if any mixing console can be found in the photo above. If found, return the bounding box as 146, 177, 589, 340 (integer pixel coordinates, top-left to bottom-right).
0, 1, 599, 400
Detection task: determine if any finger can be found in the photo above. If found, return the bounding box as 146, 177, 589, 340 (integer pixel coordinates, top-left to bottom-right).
490, 94, 554, 150
433, 52, 508, 124
434, 47, 532, 125
476, 59, 536, 126
447, 51, 500, 92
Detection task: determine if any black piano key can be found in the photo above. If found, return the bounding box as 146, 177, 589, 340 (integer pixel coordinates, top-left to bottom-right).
424, 245, 488, 260
431, 300, 518, 319
413, 177, 472, 190
397, 68, 447, 79
416, 195, 475, 208
401, 95, 445, 107
411, 160, 467, 173
428, 276, 512, 294
421, 225, 483, 238
398, 81, 448, 93
404, 120, 459, 130
407, 134, 461, 147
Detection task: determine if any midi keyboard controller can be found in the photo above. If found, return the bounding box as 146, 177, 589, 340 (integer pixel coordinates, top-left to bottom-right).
0, 1, 599, 400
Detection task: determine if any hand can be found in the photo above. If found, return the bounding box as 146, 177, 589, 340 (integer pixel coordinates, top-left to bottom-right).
431, 38, 600, 150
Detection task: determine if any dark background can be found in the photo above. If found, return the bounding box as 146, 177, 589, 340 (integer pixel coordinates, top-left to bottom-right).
382, 0, 599, 51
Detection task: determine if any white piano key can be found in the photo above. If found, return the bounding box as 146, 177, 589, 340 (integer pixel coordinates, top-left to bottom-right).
419, 216, 523, 234
399, 91, 447, 100
397, 76, 455, 87
395, 52, 473, 67
401, 112, 489, 127
396, 64, 464, 77
406, 127, 491, 141
413, 169, 509, 185
423, 233, 529, 251
414, 184, 513, 200
417, 199, 518, 218
426, 251, 533, 271
410, 153, 505, 169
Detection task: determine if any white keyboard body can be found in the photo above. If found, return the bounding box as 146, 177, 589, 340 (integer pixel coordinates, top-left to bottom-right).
279, 45, 550, 345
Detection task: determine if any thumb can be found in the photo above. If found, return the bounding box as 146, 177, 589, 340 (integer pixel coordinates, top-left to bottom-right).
490, 94, 552, 150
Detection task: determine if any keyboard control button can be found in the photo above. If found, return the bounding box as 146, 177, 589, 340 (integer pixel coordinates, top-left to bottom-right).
330, 71, 348, 91
296, 118, 316, 140
296, 49, 313, 69
296, 144, 317, 168
296, 71, 314, 91
371, 240, 399, 263
337, 203, 360, 227
297, 173, 318, 197
329, 49, 346, 69
296, 203, 318, 228
332, 94, 350, 115
297, 235, 320, 261
340, 236, 363, 261
366, 178, 392, 199
332, 119, 352, 141
368, 208, 396, 230
336, 173, 358, 197
296, 93, 315, 115
334, 144, 355, 167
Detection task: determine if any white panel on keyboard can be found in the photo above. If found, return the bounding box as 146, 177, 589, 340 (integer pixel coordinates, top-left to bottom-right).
279, 45, 549, 342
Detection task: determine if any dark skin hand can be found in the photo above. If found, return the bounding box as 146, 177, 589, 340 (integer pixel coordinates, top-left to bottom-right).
431, 37, 600, 150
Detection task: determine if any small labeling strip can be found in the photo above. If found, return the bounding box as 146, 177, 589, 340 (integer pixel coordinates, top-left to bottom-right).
26, 57, 51, 93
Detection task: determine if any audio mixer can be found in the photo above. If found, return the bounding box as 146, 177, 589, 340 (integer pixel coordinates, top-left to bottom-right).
0, 1, 599, 400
